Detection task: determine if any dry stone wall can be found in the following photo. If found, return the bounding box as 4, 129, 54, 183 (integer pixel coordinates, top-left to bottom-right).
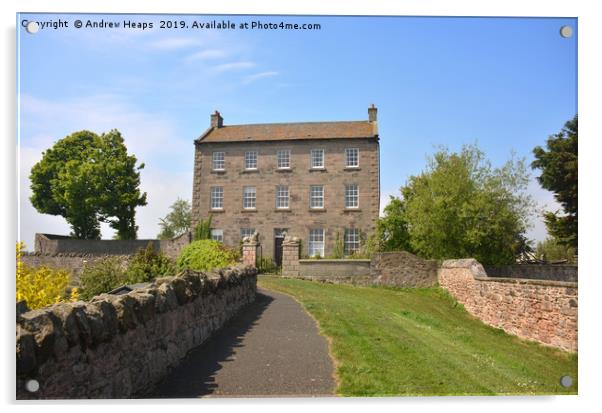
439, 259, 577, 352
370, 251, 438, 287
16, 266, 257, 399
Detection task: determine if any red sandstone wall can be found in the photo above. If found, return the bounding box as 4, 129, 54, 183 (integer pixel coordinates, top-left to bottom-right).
438, 259, 577, 352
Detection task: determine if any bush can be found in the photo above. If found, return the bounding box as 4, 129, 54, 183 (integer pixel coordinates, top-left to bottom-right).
16, 242, 78, 309
193, 215, 213, 240
257, 257, 278, 273
177, 239, 239, 271
535, 238, 577, 263
125, 242, 175, 284
80, 257, 127, 300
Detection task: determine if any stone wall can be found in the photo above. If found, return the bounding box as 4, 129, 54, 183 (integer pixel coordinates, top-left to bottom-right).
439, 259, 577, 352
16, 266, 257, 399
21, 253, 132, 285
282, 242, 438, 288
483, 264, 578, 282
370, 251, 438, 287
34, 233, 191, 260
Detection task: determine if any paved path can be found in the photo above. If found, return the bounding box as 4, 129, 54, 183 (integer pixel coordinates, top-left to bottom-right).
151, 288, 336, 398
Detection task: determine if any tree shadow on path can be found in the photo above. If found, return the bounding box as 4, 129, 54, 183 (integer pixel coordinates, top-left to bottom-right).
148, 291, 274, 398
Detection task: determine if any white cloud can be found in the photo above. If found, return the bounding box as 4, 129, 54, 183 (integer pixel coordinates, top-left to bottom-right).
242, 71, 279, 85
18, 94, 194, 248
212, 61, 256, 73
185, 49, 229, 62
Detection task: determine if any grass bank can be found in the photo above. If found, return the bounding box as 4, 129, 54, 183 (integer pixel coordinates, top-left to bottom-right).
259, 276, 577, 396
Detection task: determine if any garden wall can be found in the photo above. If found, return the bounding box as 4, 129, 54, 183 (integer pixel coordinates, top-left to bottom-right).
296, 259, 372, 284
439, 259, 577, 352
483, 264, 577, 282
370, 251, 438, 287
16, 266, 257, 399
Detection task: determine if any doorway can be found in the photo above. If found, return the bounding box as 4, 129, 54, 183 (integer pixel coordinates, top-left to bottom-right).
274, 228, 288, 266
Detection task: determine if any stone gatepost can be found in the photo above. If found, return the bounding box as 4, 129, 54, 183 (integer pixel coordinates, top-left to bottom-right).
242, 233, 260, 268
282, 237, 300, 277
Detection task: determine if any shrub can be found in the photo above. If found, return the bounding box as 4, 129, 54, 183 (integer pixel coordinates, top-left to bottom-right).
80, 257, 128, 300
257, 257, 278, 273
193, 215, 213, 241
330, 232, 344, 259
125, 242, 175, 284
535, 238, 577, 263
177, 239, 239, 271
16, 242, 78, 309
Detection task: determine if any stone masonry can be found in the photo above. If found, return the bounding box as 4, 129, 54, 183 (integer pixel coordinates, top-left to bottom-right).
16, 266, 257, 399
438, 259, 577, 352
191, 107, 380, 261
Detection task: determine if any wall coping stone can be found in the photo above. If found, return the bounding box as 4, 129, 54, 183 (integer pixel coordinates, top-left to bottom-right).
299, 259, 371, 264
473, 276, 578, 288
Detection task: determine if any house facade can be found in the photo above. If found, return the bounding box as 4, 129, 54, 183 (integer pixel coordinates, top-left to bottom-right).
191, 106, 380, 265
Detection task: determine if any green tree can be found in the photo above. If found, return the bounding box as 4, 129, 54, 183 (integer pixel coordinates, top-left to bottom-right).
401, 144, 534, 265
531, 116, 578, 248
193, 214, 213, 240
535, 237, 576, 263
30, 130, 103, 238
375, 196, 412, 252
30, 129, 147, 239
94, 130, 147, 239
158, 199, 192, 239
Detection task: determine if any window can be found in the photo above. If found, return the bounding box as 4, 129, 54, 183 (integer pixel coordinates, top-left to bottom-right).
310, 149, 324, 169
309, 229, 325, 257
210, 186, 223, 209
243, 186, 256, 209
240, 228, 255, 240
245, 151, 258, 170
345, 184, 359, 208
276, 185, 289, 209
344, 228, 361, 255
310, 185, 324, 209
211, 229, 224, 242
212, 152, 225, 170
345, 148, 359, 168
277, 149, 291, 169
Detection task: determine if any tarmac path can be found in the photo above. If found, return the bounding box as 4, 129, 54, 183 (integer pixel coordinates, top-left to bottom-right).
151, 288, 336, 398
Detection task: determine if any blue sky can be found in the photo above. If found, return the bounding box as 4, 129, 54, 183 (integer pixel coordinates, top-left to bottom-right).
17, 13, 577, 248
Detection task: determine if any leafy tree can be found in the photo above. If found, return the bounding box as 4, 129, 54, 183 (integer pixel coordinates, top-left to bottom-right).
535, 237, 576, 263
30, 129, 147, 239
30, 130, 103, 239
531, 116, 578, 248
158, 199, 192, 239
375, 196, 412, 252
401, 144, 534, 265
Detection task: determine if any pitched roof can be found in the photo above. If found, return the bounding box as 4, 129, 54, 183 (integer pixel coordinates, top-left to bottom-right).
196, 120, 378, 143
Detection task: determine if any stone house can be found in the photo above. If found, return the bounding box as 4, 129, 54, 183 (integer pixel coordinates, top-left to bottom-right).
191, 106, 380, 265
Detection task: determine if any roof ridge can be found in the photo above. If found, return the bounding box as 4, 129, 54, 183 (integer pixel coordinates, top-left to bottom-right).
220, 119, 370, 127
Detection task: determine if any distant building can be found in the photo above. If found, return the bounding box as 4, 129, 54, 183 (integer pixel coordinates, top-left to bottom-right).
191, 106, 380, 265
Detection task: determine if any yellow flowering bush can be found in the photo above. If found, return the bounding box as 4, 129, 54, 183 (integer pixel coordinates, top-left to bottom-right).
16, 242, 78, 310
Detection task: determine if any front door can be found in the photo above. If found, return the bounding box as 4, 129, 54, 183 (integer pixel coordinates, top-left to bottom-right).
274, 228, 288, 267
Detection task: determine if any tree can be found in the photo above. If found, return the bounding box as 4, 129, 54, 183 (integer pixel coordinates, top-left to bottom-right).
375, 196, 412, 252
531, 116, 578, 248
193, 214, 213, 241
401, 144, 534, 265
30, 129, 147, 239
94, 130, 147, 239
157, 199, 192, 239
535, 237, 576, 263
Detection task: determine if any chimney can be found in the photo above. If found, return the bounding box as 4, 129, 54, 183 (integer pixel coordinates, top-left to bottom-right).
210, 110, 223, 128
368, 104, 377, 122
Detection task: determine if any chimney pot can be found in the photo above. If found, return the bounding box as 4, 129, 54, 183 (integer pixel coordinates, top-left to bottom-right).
211, 110, 223, 128
368, 104, 377, 122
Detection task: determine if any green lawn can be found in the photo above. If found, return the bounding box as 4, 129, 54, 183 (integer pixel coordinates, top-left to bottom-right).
259, 276, 577, 396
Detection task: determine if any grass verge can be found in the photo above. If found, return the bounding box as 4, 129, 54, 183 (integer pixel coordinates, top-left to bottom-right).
259, 276, 577, 396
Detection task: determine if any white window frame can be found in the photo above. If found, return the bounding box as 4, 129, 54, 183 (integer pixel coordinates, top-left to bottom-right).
276, 185, 290, 209
277, 149, 291, 169
345, 148, 359, 168
243, 186, 256, 210
310, 149, 324, 169
245, 151, 258, 170
210, 186, 224, 210
212, 152, 225, 171
344, 228, 361, 256
345, 184, 359, 209
240, 228, 255, 240
211, 229, 224, 242
309, 229, 325, 258
310, 185, 324, 209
